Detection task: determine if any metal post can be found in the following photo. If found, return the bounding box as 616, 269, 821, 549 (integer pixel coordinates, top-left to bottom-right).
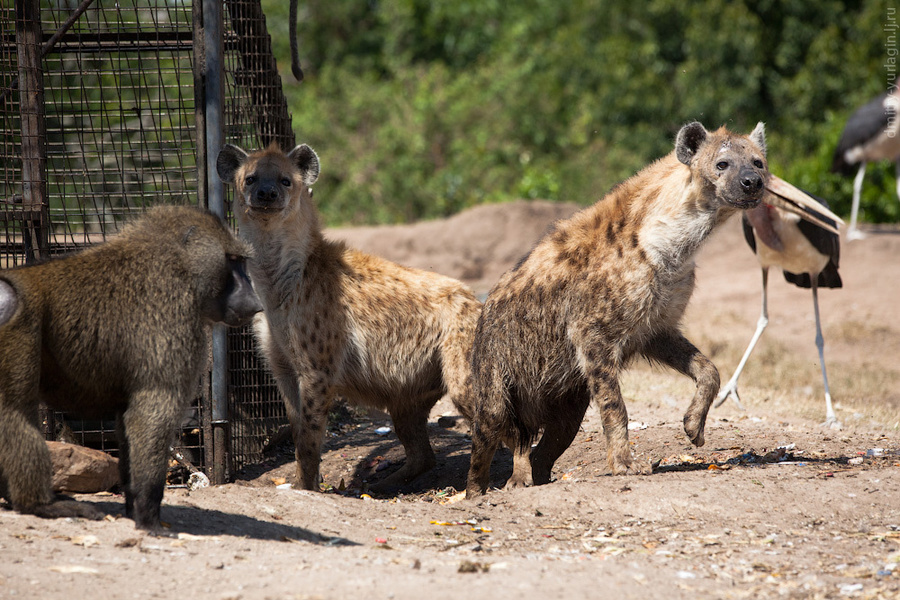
15, 0, 48, 263
202, 0, 229, 485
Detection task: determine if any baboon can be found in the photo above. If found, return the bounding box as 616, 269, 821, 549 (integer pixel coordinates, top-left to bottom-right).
0, 206, 261, 531
466, 122, 803, 496
216, 143, 479, 493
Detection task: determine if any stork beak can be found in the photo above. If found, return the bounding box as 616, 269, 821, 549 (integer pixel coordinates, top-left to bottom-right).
765, 175, 844, 236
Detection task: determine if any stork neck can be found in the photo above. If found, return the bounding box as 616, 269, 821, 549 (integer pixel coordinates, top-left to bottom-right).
746, 204, 783, 252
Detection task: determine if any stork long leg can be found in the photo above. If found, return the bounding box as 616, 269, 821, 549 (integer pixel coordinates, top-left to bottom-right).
714, 267, 770, 409
895, 159, 900, 205
847, 161, 867, 241
811, 279, 840, 429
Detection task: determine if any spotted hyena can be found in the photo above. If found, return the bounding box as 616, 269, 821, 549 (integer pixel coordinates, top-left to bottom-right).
217, 143, 479, 493
466, 121, 770, 496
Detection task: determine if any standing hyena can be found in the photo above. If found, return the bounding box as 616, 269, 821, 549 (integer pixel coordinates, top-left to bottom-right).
466, 121, 770, 496
216, 143, 479, 493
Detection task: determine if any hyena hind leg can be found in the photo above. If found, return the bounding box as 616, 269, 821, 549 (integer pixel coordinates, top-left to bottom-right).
529, 393, 590, 485
369, 402, 437, 494
465, 413, 508, 497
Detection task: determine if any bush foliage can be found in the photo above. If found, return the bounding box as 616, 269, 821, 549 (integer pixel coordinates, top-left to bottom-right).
261, 0, 898, 226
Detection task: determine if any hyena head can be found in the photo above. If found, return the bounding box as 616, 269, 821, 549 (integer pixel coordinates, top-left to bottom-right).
216, 142, 320, 219
674, 121, 768, 210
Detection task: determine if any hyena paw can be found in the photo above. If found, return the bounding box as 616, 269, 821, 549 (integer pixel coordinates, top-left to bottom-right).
683, 414, 706, 447
465, 481, 489, 499
369, 458, 433, 495
503, 472, 533, 491
609, 452, 651, 476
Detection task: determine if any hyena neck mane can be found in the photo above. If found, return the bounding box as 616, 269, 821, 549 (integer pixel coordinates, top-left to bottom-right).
237, 202, 329, 307
624, 154, 734, 275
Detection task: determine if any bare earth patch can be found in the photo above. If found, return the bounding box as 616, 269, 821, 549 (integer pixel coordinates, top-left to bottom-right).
2, 201, 898, 599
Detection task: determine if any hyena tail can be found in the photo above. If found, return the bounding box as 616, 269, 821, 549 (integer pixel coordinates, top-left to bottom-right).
439, 294, 480, 423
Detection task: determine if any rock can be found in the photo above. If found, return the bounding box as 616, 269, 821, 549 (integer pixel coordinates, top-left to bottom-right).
47, 441, 119, 493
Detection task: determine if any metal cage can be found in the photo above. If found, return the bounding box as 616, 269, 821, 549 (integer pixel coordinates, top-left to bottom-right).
1, 0, 294, 482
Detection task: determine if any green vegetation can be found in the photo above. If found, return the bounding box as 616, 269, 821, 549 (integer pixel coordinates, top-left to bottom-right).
262, 0, 897, 226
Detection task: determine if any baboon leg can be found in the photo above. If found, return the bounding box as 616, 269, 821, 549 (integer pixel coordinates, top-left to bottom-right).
0, 403, 54, 511
530, 394, 590, 485
293, 374, 333, 491
371, 401, 437, 493
0, 385, 102, 521
115, 414, 133, 517
644, 332, 720, 447
120, 390, 182, 532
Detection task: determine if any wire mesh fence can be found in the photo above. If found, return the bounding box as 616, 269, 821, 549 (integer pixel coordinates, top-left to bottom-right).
0, 0, 294, 480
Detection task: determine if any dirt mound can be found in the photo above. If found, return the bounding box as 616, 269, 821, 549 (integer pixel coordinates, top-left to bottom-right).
329, 199, 581, 296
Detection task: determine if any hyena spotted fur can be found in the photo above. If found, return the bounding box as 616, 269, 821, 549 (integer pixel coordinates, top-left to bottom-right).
217, 143, 479, 493
466, 122, 769, 496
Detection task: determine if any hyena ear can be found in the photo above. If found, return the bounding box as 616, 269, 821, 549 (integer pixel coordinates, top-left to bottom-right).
749, 121, 767, 157
287, 144, 320, 187
216, 144, 249, 185
675, 122, 709, 166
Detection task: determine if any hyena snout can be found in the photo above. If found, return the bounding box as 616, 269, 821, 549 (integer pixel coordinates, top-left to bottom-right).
727, 167, 764, 208
254, 183, 283, 205
739, 168, 763, 194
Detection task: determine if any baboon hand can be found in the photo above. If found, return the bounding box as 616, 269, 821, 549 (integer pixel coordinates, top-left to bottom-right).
31, 499, 105, 521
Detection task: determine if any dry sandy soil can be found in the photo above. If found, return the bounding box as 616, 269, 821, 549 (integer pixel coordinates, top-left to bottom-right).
2, 201, 899, 600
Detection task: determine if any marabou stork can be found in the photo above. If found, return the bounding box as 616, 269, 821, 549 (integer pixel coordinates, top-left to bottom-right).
714, 176, 845, 428
831, 84, 900, 240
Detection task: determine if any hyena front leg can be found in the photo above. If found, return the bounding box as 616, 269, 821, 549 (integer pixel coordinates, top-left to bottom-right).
581, 358, 646, 475
293, 373, 333, 490
257, 332, 322, 489
643, 331, 720, 447
575, 337, 643, 475
592, 372, 637, 475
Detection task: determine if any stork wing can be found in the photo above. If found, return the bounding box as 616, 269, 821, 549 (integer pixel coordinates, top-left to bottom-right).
831, 92, 893, 174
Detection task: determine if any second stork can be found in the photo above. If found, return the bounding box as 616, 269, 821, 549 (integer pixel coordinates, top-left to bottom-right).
715, 177, 844, 428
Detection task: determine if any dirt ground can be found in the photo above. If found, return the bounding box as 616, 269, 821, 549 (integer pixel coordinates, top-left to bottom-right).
2, 201, 899, 600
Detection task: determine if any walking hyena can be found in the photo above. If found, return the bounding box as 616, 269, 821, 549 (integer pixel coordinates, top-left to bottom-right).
466, 121, 769, 496
216, 143, 479, 493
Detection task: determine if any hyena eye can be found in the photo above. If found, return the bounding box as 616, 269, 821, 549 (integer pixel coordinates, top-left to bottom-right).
715, 161, 728, 171
281, 178, 291, 187
245, 175, 256, 185
753, 159, 764, 168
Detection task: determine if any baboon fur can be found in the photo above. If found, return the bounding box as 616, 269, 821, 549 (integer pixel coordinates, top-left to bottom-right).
466, 122, 769, 496
217, 143, 479, 492
0, 206, 261, 531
